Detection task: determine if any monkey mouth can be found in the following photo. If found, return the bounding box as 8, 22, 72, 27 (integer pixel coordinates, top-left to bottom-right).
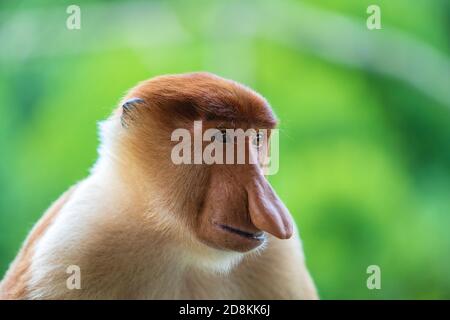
217, 224, 265, 241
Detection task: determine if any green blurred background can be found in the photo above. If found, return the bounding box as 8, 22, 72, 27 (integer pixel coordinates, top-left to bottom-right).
0, 0, 449, 299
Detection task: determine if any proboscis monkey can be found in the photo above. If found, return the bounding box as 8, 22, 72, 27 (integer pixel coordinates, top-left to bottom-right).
0, 72, 317, 299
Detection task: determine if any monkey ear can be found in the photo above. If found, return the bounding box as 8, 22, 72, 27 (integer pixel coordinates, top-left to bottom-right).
121, 97, 145, 128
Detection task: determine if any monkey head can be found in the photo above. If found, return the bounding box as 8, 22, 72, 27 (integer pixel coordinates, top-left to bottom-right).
105, 72, 293, 257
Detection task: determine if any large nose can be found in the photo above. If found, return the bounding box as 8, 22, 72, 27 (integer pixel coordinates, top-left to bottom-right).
224, 134, 293, 239
245, 168, 293, 239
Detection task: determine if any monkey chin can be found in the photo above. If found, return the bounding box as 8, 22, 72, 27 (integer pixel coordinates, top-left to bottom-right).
184, 232, 268, 275
186, 248, 245, 275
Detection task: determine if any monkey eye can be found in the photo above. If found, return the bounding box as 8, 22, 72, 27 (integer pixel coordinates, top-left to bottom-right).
252, 132, 265, 148
213, 129, 232, 144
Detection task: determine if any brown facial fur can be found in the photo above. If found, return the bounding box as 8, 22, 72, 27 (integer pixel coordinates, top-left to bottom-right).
116, 72, 293, 252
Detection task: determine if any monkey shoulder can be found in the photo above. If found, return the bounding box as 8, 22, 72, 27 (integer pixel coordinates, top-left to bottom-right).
229, 234, 317, 299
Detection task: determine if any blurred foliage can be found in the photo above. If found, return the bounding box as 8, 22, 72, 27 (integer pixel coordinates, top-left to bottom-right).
0, 0, 449, 299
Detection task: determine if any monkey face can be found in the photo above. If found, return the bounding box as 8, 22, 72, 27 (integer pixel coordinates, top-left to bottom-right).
194, 128, 293, 252
117, 72, 294, 254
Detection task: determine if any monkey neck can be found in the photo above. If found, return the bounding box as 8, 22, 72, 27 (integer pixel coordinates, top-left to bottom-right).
88, 156, 245, 289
